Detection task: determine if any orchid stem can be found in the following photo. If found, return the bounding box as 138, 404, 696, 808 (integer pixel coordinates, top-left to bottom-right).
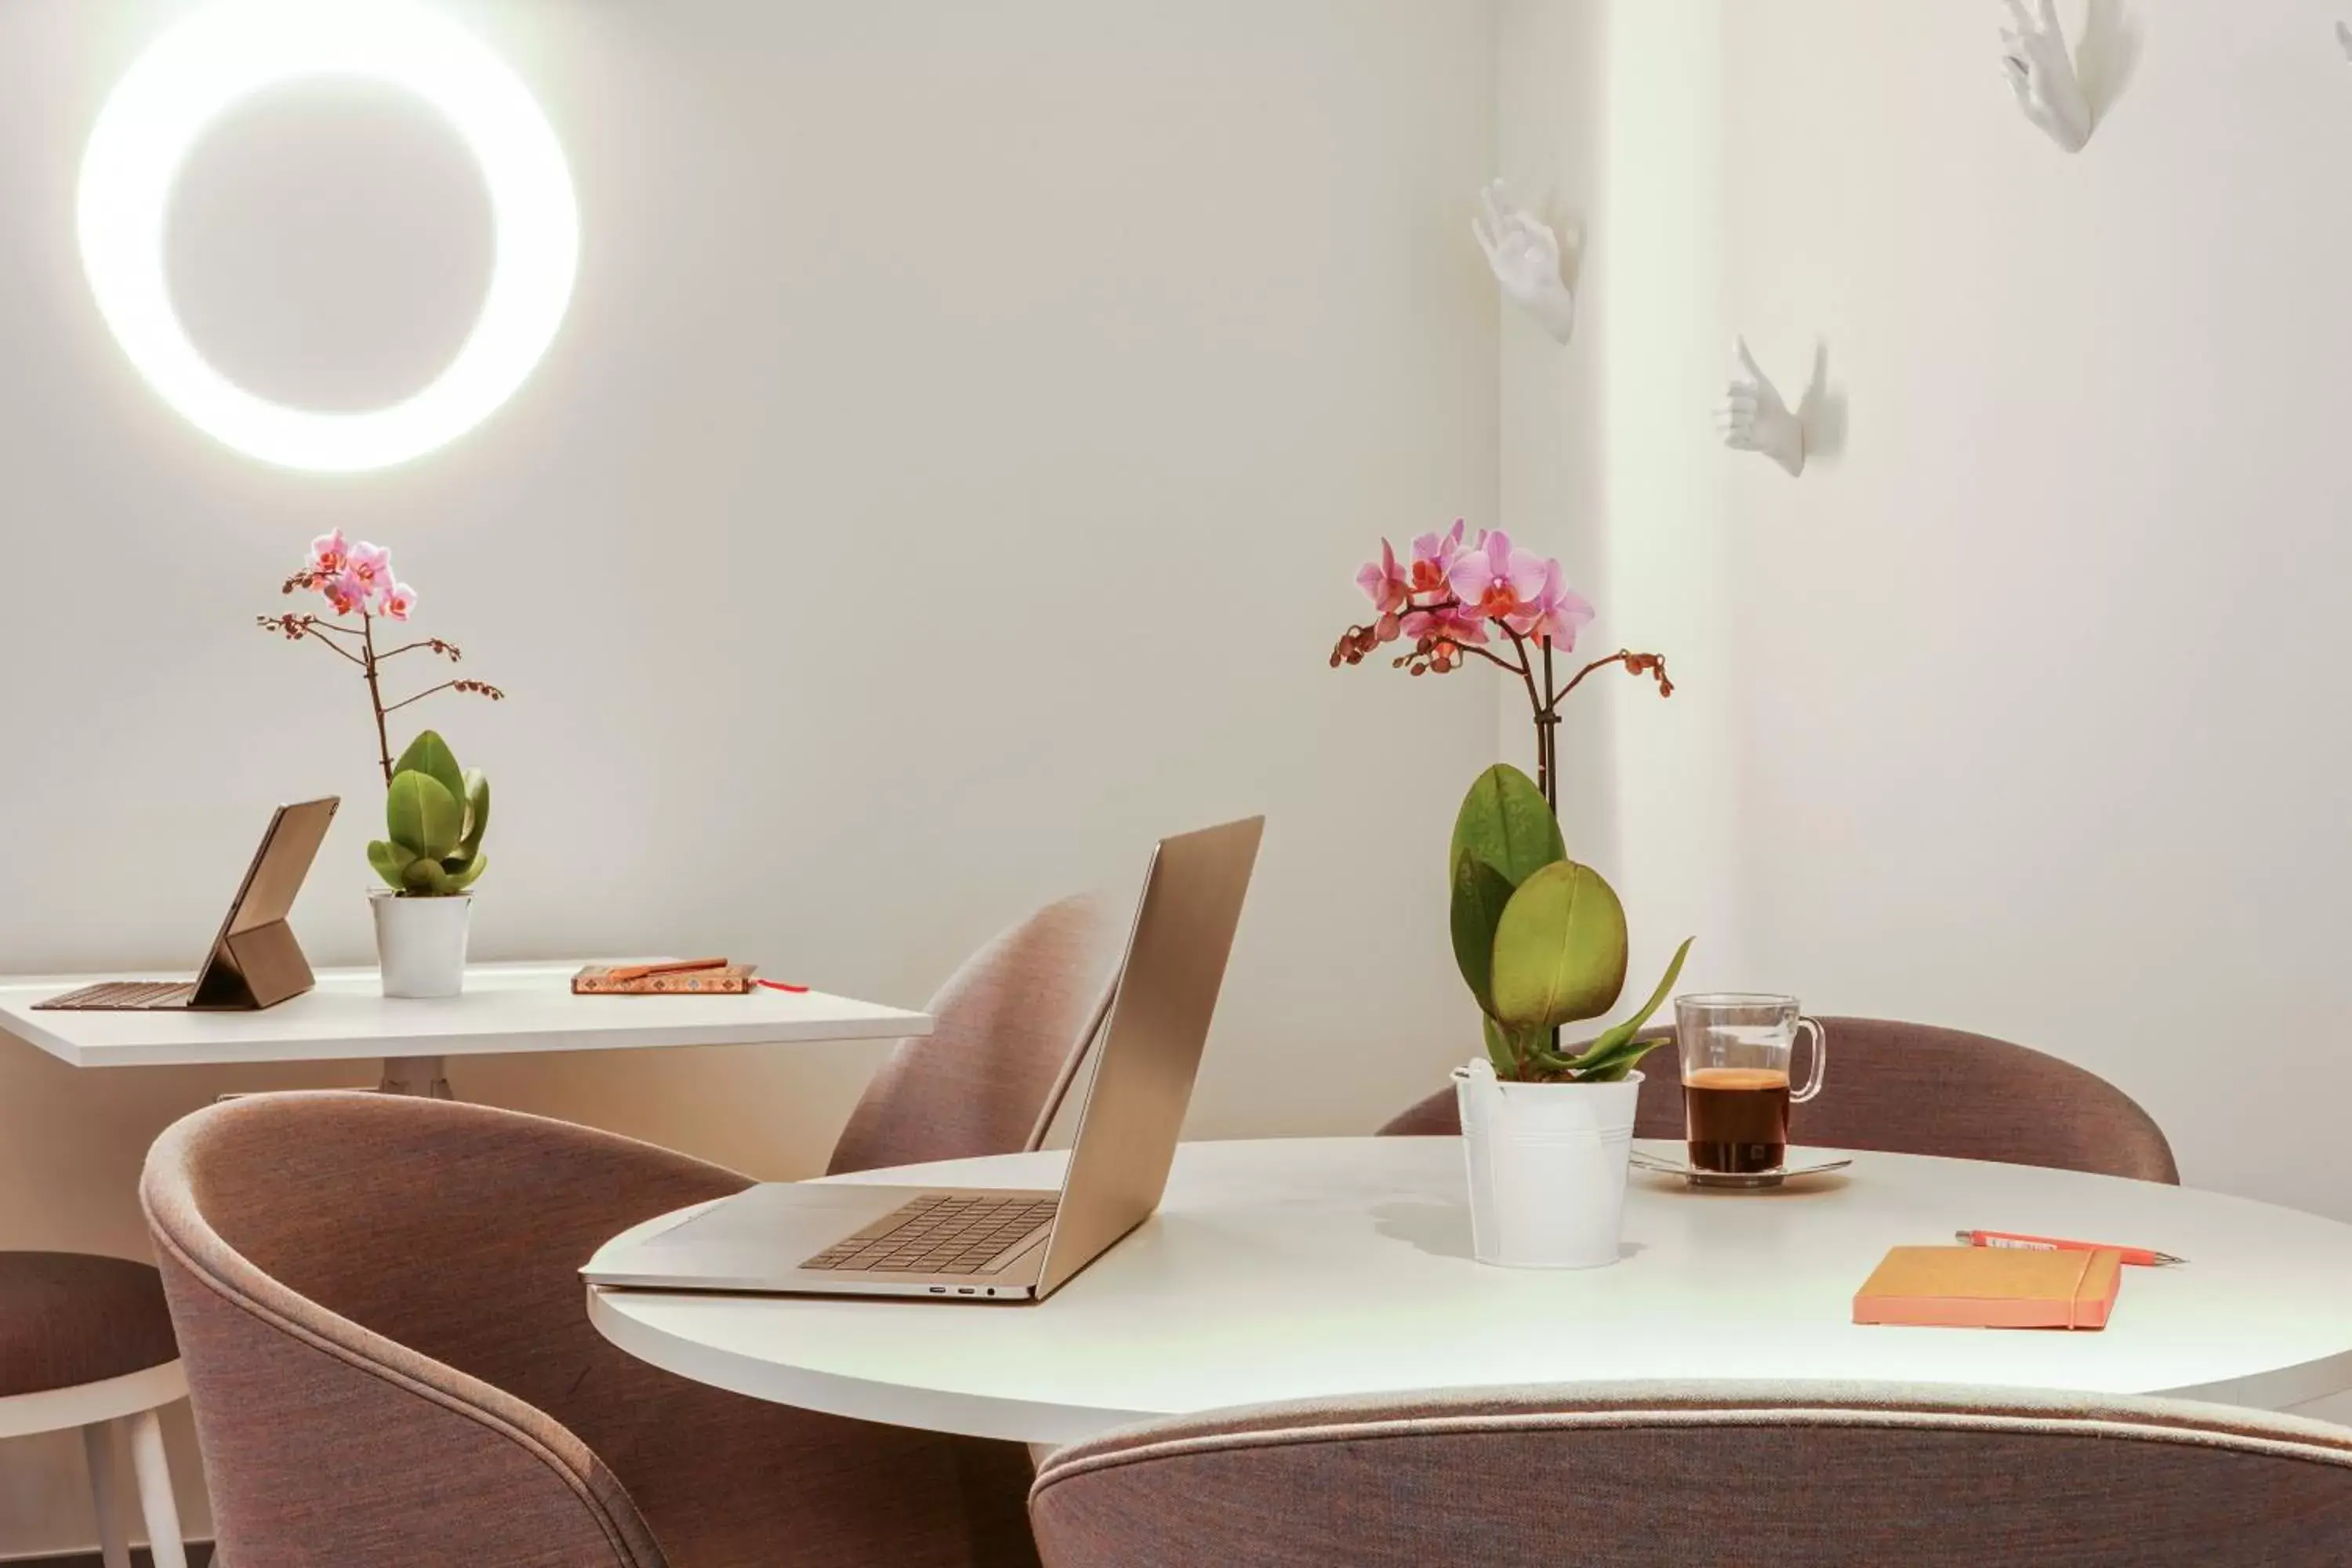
382, 681, 461, 715
1458, 644, 1524, 677
302, 629, 365, 669
1539, 637, 1557, 811
360, 614, 394, 787
1501, 626, 1552, 806
1550, 650, 1648, 707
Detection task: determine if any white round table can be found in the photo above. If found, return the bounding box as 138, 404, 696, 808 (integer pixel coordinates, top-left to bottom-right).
586, 1138, 2352, 1448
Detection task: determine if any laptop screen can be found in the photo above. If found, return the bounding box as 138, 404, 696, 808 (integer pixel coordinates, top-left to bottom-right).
1033, 815, 1261, 1296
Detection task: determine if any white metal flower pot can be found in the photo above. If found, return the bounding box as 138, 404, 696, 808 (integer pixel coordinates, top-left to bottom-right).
369, 891, 474, 999
1453, 1058, 1641, 1270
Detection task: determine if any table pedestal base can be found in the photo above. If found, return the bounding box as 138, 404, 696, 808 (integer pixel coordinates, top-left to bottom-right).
378, 1056, 453, 1098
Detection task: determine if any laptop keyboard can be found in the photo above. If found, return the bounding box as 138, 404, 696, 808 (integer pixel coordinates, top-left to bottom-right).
800, 1193, 1058, 1275
35, 980, 194, 1011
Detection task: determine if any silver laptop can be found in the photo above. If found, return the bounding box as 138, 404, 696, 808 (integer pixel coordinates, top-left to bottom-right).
583, 815, 1263, 1303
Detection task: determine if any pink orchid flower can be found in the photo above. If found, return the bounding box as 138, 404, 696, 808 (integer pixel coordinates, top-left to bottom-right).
308, 528, 350, 577
1406, 520, 1467, 599
345, 541, 391, 599
379, 582, 417, 622
1402, 601, 1489, 648
1356, 539, 1410, 615
322, 569, 371, 616
1512, 559, 1595, 648
1447, 528, 1549, 626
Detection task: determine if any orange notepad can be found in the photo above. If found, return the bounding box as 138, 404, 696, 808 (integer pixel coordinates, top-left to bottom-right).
1853, 1246, 2123, 1330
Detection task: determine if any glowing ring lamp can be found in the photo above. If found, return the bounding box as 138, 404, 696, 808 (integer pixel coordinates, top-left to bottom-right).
77, 0, 579, 473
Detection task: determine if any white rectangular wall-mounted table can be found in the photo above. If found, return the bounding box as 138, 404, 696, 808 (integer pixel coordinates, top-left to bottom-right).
0, 962, 931, 1097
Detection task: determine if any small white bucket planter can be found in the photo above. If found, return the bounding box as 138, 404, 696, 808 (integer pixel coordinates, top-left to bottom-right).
1453, 1059, 1641, 1270
369, 891, 474, 998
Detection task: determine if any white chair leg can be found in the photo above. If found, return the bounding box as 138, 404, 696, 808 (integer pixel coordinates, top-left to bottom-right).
125, 1409, 189, 1568
82, 1422, 132, 1568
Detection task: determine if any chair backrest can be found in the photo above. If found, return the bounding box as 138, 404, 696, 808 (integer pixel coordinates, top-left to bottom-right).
1377, 1018, 2179, 1183
828, 891, 1131, 1175
1028, 1383, 2352, 1567
141, 1092, 1039, 1568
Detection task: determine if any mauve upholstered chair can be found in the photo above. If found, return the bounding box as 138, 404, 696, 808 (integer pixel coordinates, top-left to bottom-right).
1377, 1018, 2179, 1183
828, 891, 1129, 1176
1027, 1383, 2352, 1566
142, 1092, 1042, 1568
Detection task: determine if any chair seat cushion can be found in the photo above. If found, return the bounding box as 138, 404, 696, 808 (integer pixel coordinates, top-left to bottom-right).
0, 1252, 177, 1398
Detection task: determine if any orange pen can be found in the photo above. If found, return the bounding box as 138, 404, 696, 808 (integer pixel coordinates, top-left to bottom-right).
1955, 1229, 2186, 1267
605, 956, 729, 984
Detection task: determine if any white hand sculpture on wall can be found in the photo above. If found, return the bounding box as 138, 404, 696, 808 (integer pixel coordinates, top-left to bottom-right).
1472, 180, 1577, 346
1715, 339, 1806, 478
2001, 0, 2092, 152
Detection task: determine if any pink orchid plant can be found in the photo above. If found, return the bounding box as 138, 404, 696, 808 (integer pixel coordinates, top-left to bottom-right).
1333, 520, 1671, 807
259, 531, 504, 786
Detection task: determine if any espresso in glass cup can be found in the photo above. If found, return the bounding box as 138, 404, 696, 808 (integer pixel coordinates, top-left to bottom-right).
1672, 995, 1827, 1174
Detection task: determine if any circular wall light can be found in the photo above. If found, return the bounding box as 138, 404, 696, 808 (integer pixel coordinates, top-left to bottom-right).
77, 0, 579, 473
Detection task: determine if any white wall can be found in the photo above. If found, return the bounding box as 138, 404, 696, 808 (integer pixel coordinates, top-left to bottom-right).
1547, 0, 2352, 1215
1495, 0, 1741, 1009
0, 2, 1500, 1551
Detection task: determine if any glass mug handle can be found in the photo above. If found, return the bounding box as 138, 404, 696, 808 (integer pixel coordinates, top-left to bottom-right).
1790, 1017, 1828, 1103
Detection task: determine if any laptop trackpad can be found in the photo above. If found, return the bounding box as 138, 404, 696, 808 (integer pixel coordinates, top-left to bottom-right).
641, 1182, 917, 1259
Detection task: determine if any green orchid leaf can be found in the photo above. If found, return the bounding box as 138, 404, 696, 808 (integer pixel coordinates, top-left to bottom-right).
1579, 937, 1695, 1063
1525, 1043, 1578, 1078
457, 768, 491, 862
1450, 850, 1517, 1014
387, 771, 463, 860
443, 851, 487, 892
400, 855, 452, 895
392, 730, 466, 808
1489, 860, 1629, 1029
1482, 1014, 1518, 1076
1484, 1016, 1562, 1080
365, 839, 409, 891
1450, 764, 1565, 888
1561, 1031, 1667, 1083
1563, 1051, 1636, 1083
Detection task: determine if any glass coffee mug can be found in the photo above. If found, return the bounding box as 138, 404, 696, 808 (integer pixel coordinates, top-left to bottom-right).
1672, 995, 1827, 1174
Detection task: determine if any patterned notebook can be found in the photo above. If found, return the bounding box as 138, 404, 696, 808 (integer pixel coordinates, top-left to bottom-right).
572, 964, 759, 995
